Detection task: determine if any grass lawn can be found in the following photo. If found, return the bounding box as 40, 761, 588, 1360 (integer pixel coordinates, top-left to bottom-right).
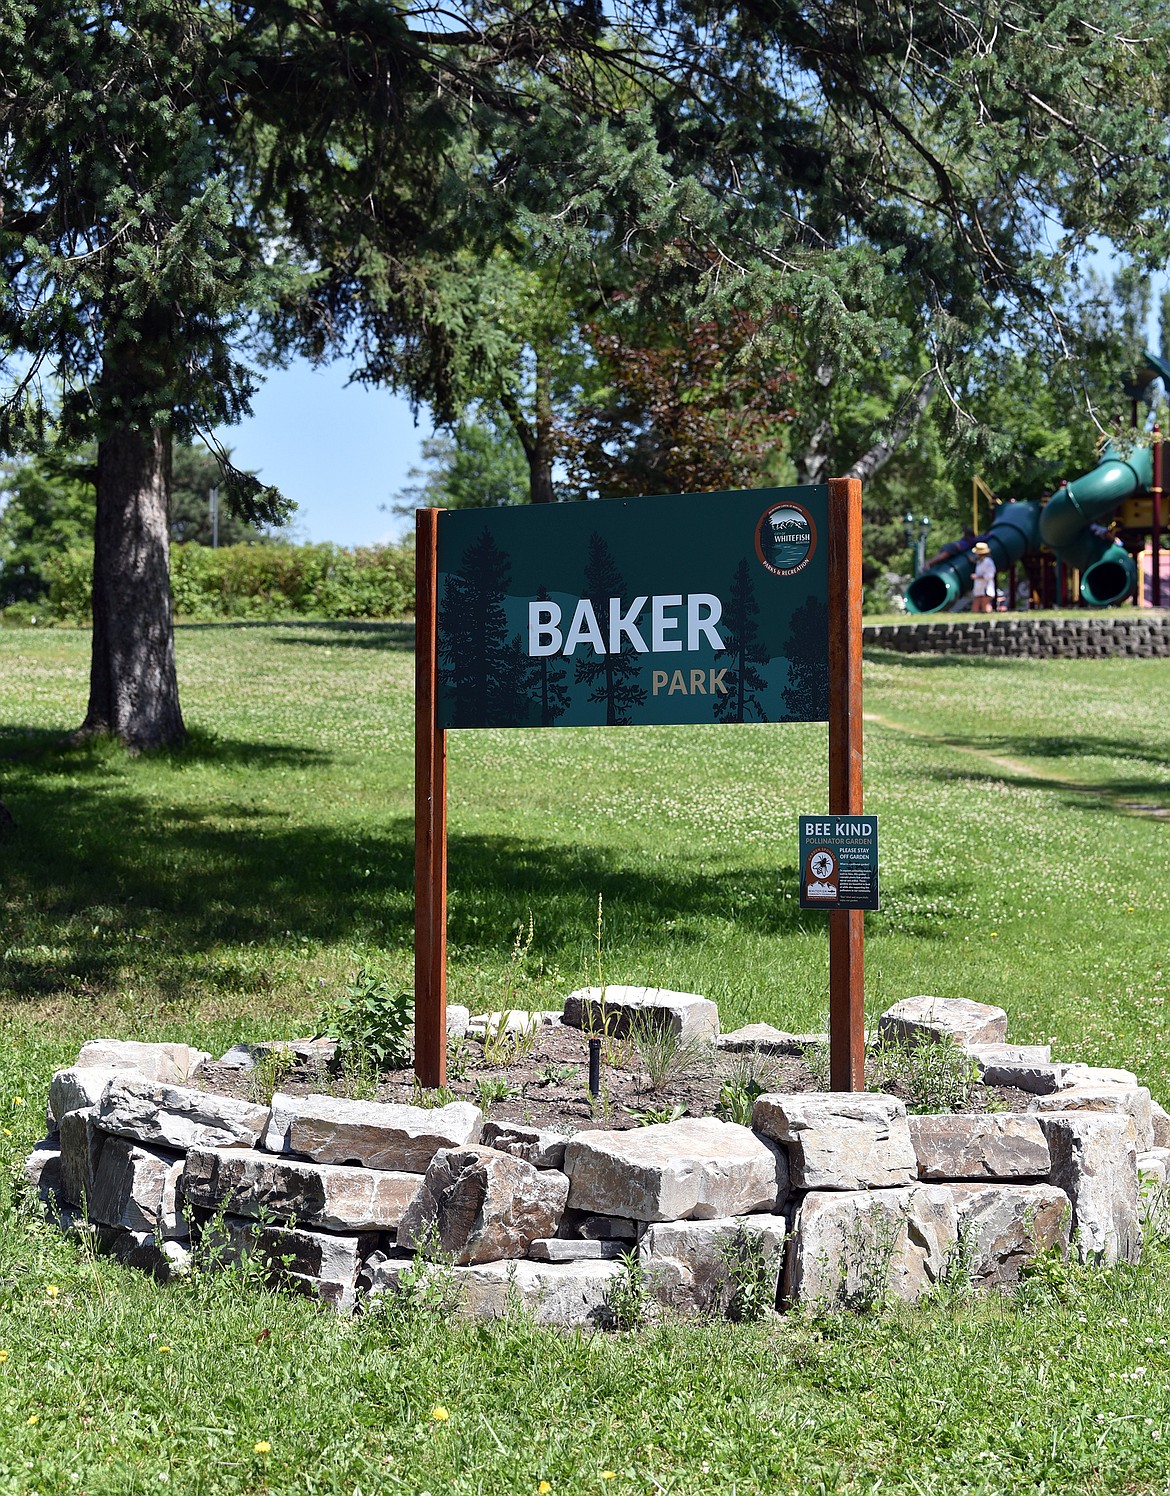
0, 621, 1168, 1494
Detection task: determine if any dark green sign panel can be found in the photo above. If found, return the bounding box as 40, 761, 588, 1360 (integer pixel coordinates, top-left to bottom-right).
798, 815, 879, 911
435, 486, 828, 729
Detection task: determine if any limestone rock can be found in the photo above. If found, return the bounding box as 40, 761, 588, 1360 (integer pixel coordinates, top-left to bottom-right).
945, 1183, 1071, 1285
878, 997, 1007, 1048
555, 1209, 640, 1242
103, 1230, 192, 1282
1150, 1100, 1170, 1150
1036, 1114, 1141, 1264
1075, 1066, 1139, 1087
965, 1054, 1085, 1095
640, 1215, 787, 1318
49, 1066, 124, 1123
58, 1108, 102, 1208
452, 1258, 623, 1326
715, 1025, 817, 1056
397, 1146, 569, 1264
23, 1140, 62, 1200
75, 1039, 209, 1084
182, 1146, 421, 1231
206, 1215, 378, 1290
363, 1252, 417, 1296
481, 1120, 567, 1170
752, 1092, 916, 1190
1030, 1085, 1154, 1152
263, 1093, 482, 1171
908, 1114, 1051, 1180
527, 1238, 625, 1262
96, 1078, 270, 1151
446, 1005, 471, 1039
562, 986, 719, 1044
563, 1117, 786, 1222
784, 1186, 959, 1307
87, 1135, 187, 1238
1138, 1147, 1170, 1189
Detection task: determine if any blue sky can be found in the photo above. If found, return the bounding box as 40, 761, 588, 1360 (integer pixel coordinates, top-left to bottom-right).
213, 357, 428, 547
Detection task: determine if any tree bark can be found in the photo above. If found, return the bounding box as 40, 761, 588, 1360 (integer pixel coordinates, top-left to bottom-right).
79, 423, 185, 749
844, 375, 936, 484
500, 347, 557, 503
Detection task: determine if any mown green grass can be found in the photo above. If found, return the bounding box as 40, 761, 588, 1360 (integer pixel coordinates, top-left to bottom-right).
1, 622, 1169, 1494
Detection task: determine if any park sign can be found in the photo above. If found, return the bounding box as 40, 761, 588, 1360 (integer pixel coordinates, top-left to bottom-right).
415, 479, 867, 1095
434, 486, 829, 729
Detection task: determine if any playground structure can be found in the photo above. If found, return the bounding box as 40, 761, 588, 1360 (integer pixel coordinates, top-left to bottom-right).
906, 352, 1170, 614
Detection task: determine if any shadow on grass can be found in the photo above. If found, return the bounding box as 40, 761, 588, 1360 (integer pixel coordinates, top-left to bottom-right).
0, 760, 964, 1004
0, 726, 332, 772
863, 648, 1031, 670
177, 619, 416, 651
920, 763, 1170, 813
936, 732, 1170, 771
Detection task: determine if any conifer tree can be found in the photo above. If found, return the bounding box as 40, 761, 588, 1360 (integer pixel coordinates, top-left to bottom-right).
439, 529, 523, 728
782, 597, 830, 722
574, 534, 645, 726
715, 560, 770, 724
521, 586, 572, 726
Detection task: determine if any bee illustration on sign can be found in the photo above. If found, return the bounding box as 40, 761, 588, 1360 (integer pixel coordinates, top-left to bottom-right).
804, 847, 838, 900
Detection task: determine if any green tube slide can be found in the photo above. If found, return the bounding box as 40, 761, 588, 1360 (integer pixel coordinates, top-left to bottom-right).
1038, 444, 1151, 606
905, 501, 1041, 614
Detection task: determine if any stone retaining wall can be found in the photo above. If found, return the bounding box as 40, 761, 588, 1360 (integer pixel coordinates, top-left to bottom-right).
864, 614, 1170, 658
22, 996, 1170, 1326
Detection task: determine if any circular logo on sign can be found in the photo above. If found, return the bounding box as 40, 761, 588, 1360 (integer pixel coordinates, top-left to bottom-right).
755, 502, 817, 577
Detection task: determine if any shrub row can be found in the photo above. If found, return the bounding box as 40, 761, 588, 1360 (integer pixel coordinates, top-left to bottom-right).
41, 542, 417, 622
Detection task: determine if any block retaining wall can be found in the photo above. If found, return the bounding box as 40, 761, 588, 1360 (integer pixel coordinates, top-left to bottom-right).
864, 614, 1170, 658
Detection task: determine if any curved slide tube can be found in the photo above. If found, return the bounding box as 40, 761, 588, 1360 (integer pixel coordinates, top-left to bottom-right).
905, 501, 1041, 614
1039, 444, 1152, 606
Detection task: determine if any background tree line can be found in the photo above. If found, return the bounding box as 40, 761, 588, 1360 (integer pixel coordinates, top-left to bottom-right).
4, 0, 1170, 743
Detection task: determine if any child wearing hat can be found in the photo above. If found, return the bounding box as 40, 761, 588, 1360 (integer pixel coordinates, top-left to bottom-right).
971, 541, 996, 613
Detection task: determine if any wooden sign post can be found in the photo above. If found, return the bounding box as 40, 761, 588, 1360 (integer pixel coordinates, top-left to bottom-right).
414, 506, 447, 1087
826, 477, 865, 1090
414, 480, 866, 1091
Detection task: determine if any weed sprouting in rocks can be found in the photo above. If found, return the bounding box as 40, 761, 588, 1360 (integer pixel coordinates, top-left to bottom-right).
247, 1047, 297, 1106
715, 1225, 779, 1322
321, 965, 413, 1072
628, 1101, 687, 1126
604, 1249, 648, 1331
474, 1075, 516, 1111
628, 1015, 712, 1093
867, 1036, 980, 1114
717, 1050, 778, 1126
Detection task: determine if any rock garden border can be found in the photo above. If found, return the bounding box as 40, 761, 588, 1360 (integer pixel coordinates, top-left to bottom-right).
23, 995, 1169, 1327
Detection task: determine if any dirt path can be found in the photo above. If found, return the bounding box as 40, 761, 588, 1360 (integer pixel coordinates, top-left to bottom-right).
863, 710, 1170, 822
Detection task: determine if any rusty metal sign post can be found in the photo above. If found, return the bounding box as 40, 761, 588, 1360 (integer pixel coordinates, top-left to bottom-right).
414, 478, 865, 1090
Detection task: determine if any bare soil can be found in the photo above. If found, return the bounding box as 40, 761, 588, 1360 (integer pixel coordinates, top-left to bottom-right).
197, 1025, 1030, 1132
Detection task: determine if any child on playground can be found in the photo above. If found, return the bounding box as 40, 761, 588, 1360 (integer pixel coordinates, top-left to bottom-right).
971, 540, 996, 613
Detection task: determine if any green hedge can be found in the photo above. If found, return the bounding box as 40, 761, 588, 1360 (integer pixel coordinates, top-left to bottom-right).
41, 542, 416, 622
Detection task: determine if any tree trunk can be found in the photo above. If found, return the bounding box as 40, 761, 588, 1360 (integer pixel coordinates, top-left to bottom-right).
500, 346, 557, 503
844, 376, 937, 484
79, 423, 185, 750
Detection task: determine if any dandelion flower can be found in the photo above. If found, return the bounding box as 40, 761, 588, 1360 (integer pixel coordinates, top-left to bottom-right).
539, 1483, 552, 1493
430, 1407, 450, 1423
27, 1414, 38, 1426
12, 1097, 24, 1107
253, 1441, 271, 1455
158, 1346, 171, 1355
0, 1351, 8, 1363
45, 1285, 59, 1299
601, 1473, 616, 1481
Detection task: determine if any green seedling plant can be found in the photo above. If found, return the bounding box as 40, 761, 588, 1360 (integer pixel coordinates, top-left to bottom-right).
715, 1225, 778, 1323
538, 1062, 578, 1087
474, 1075, 515, 1110
629, 1101, 687, 1126
604, 1249, 648, 1331
717, 1050, 778, 1126
247, 1046, 297, 1106
410, 1080, 457, 1109
321, 964, 413, 1072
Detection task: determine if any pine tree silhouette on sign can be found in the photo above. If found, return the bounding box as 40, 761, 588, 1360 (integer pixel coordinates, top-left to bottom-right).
714, 557, 770, 723
782, 594, 829, 720
520, 585, 571, 726
574, 532, 646, 726
438, 527, 524, 727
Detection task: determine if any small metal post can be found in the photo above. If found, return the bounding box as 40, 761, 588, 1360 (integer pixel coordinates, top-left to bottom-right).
588, 1038, 601, 1098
